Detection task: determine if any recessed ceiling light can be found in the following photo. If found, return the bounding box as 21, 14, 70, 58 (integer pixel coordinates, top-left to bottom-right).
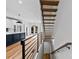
18, 0, 23, 4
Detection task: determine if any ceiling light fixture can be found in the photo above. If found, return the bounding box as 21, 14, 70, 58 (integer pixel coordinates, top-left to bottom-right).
18, 0, 23, 4
16, 21, 22, 23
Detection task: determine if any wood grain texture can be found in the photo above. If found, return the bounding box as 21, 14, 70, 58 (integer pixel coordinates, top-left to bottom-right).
43, 54, 50, 59
41, 1, 59, 6
6, 42, 22, 59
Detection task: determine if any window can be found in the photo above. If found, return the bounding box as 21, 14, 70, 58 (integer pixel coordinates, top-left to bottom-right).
31, 26, 34, 33
31, 25, 38, 34
20, 26, 21, 32
26, 27, 28, 35
6, 28, 9, 32
35, 26, 38, 33
14, 25, 16, 32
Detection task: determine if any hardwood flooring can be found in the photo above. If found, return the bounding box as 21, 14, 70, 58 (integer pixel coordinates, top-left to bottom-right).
43, 53, 50, 59
6, 42, 22, 59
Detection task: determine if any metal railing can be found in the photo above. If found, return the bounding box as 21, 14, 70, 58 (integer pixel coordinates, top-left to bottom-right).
51, 42, 72, 54
21, 32, 44, 59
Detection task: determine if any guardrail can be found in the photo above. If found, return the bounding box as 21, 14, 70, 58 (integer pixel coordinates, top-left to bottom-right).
21, 33, 43, 59
51, 42, 72, 54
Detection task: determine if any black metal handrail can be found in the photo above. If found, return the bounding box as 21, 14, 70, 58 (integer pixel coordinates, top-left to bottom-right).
51, 42, 72, 54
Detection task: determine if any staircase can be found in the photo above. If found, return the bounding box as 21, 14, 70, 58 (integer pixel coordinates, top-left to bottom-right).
40, 0, 59, 36
39, 1, 60, 59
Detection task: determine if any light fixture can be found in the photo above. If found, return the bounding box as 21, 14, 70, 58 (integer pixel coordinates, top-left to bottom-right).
18, 0, 23, 4
16, 21, 22, 23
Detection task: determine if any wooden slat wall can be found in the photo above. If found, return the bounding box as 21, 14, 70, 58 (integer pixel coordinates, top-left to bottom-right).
6, 42, 22, 59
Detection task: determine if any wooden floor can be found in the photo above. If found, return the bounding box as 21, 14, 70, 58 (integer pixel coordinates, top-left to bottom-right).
6, 42, 22, 59
43, 53, 50, 59
7, 42, 50, 59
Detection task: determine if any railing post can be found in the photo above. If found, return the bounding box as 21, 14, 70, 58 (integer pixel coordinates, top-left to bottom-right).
21, 40, 25, 59
37, 34, 39, 52
41, 32, 42, 43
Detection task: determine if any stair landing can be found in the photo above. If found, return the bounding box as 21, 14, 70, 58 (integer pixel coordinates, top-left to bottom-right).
43, 53, 50, 59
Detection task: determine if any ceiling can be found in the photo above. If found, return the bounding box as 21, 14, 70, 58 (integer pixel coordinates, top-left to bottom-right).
6, 0, 42, 23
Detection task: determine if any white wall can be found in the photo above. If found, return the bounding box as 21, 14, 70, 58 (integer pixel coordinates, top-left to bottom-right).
36, 43, 44, 59
44, 42, 51, 53
53, 0, 72, 59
